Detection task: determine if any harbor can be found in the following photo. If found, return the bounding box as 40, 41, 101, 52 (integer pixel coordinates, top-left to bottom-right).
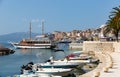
0, 42, 98, 77
2, 41, 120, 77
1, 28, 120, 77
0, 1, 120, 77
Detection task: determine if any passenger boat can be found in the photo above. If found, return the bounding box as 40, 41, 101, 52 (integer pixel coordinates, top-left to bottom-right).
11, 35, 54, 49
11, 21, 55, 49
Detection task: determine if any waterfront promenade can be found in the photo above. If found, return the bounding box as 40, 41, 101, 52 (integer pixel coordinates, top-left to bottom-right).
99, 52, 120, 77
79, 51, 120, 77
79, 51, 106, 77
79, 41, 120, 77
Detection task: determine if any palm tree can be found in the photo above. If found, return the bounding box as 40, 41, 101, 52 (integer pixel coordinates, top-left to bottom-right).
105, 6, 120, 41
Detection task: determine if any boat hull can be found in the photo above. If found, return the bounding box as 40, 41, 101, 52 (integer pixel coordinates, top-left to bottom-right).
36, 68, 71, 76
11, 43, 52, 49
41, 65, 79, 68
14, 45, 51, 49
35, 60, 88, 68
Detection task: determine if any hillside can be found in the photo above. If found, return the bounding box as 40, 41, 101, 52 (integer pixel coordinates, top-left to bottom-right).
0, 32, 39, 42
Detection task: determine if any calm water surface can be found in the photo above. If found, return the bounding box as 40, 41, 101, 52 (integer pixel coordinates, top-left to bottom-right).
0, 42, 72, 77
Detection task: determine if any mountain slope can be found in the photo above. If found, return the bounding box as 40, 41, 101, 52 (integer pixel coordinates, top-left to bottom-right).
0, 32, 39, 42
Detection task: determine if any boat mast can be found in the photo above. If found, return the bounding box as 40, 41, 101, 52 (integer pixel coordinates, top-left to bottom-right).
42, 20, 44, 35
30, 22, 32, 40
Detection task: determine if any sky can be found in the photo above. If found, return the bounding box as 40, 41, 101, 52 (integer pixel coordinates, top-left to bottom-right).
0, 0, 120, 35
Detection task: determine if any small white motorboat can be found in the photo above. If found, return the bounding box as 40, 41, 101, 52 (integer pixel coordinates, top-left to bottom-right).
34, 57, 90, 68
66, 53, 92, 60
20, 68, 71, 77
15, 73, 55, 77
36, 68, 72, 76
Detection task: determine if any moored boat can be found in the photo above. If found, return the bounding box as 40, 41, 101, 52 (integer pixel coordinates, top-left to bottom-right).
11, 21, 55, 49
11, 36, 54, 49
15, 73, 56, 77
20, 62, 72, 76
36, 68, 72, 76
33, 57, 90, 69
0, 45, 15, 55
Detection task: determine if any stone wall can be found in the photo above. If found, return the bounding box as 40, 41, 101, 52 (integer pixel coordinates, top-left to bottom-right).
113, 42, 120, 52
69, 43, 83, 50
83, 41, 114, 53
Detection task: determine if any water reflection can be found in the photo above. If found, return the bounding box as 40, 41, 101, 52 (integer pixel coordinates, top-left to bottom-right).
0, 48, 52, 77
0, 43, 97, 77
53, 51, 66, 60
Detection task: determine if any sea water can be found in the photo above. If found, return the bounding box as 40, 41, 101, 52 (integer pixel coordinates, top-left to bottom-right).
0, 42, 71, 77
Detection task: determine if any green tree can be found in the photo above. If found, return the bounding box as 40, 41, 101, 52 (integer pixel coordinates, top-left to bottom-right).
105, 6, 120, 41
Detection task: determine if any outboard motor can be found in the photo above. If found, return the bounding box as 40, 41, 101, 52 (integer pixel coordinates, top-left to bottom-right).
20, 62, 34, 74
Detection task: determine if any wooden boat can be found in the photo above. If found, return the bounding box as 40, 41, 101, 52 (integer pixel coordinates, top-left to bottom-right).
11, 37, 53, 49
11, 21, 55, 49
0, 45, 15, 55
